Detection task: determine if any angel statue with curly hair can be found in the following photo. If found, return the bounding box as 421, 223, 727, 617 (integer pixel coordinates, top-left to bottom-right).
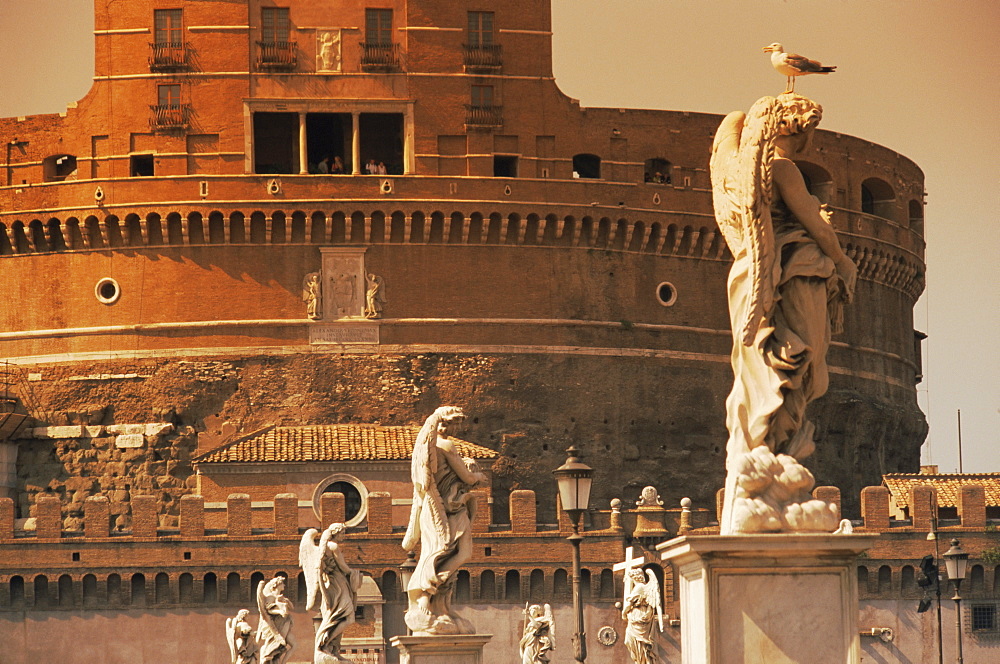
519, 603, 555, 664
711, 92, 858, 535
225, 608, 258, 664
299, 522, 364, 662
402, 406, 487, 635
622, 567, 662, 664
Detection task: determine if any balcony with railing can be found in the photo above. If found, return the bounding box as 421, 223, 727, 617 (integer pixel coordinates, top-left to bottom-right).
149, 104, 190, 131
148, 42, 190, 71
360, 42, 400, 71
465, 104, 503, 128
256, 41, 297, 71
463, 44, 502, 72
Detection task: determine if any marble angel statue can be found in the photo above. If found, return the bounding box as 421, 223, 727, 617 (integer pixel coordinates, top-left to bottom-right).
299, 522, 364, 663
402, 406, 487, 635
710, 93, 857, 534
302, 272, 322, 320
226, 609, 258, 664
363, 273, 385, 319
622, 568, 662, 664
520, 603, 555, 664
256, 576, 294, 664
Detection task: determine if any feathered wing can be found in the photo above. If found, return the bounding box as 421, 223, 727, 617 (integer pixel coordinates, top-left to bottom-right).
225, 617, 237, 663
645, 569, 664, 632
402, 409, 444, 551
711, 98, 780, 346
255, 579, 277, 640
545, 603, 555, 648
299, 529, 321, 612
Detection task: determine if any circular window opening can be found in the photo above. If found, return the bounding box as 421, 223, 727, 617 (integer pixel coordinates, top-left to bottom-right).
312, 474, 368, 527
95, 278, 121, 305
656, 282, 677, 307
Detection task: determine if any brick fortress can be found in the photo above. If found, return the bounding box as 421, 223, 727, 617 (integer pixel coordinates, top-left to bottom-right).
0, 0, 946, 662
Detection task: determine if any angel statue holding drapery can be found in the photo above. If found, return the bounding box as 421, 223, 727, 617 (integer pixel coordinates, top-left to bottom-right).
621, 567, 662, 664
226, 609, 258, 664
299, 522, 364, 662
256, 576, 294, 664
519, 603, 555, 664
710, 92, 857, 535
402, 406, 487, 635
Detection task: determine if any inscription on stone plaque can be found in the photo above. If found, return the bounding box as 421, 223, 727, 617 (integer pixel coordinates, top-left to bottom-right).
309, 324, 379, 345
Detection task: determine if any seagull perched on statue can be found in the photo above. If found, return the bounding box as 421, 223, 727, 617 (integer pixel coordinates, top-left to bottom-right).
762, 43, 836, 93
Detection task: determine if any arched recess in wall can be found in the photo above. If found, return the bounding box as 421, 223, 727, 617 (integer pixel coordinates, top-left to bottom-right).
553, 568, 569, 600
861, 177, 896, 221
312, 473, 369, 527
857, 566, 869, 594
107, 573, 122, 606
877, 565, 892, 593
83, 574, 98, 608
573, 153, 601, 179
34, 575, 49, 608
9, 576, 25, 608
131, 573, 146, 607
47, 217, 67, 251
599, 569, 615, 599
456, 570, 471, 601
529, 569, 545, 602
380, 570, 399, 602
226, 572, 241, 604
179, 573, 194, 603
155, 572, 170, 604
504, 570, 521, 601
908, 199, 924, 235
644, 157, 671, 184
250, 572, 266, 602
479, 570, 496, 600
58, 574, 73, 608
794, 160, 835, 204
42, 154, 77, 182
580, 568, 592, 599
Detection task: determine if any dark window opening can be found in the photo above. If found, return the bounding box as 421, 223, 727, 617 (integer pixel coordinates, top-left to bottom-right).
365, 9, 392, 45
253, 112, 298, 174
131, 154, 154, 177
573, 153, 601, 179
494, 155, 517, 177
262, 7, 290, 43
158, 84, 180, 107
472, 85, 494, 108
324, 481, 363, 522
972, 605, 996, 631
154, 9, 183, 44
938, 507, 958, 520
468, 12, 494, 46
355, 605, 365, 620
43, 154, 78, 182
644, 158, 671, 184
307, 113, 352, 174
359, 113, 404, 175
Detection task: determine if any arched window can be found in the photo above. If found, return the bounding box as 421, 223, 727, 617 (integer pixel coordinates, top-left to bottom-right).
861, 177, 895, 220
58, 575, 74, 608
313, 474, 369, 527
131, 573, 146, 607
34, 575, 49, 608
9, 576, 25, 608
204, 572, 218, 603
479, 570, 496, 600
155, 572, 171, 604
553, 568, 569, 599
250, 572, 266, 602
572, 154, 601, 179
504, 570, 521, 601
908, 199, 924, 234
644, 158, 671, 184
901, 565, 915, 592
877, 565, 892, 593
380, 570, 399, 602
580, 569, 592, 599
43, 154, 78, 182
970, 565, 985, 593
529, 569, 545, 602
857, 566, 869, 594
107, 574, 122, 606
227, 573, 242, 604
179, 573, 193, 603
456, 570, 471, 601
83, 574, 98, 608
600, 569, 615, 599
793, 161, 834, 204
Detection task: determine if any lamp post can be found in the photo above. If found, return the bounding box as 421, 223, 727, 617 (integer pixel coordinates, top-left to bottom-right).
399, 550, 417, 635
553, 445, 594, 663
943, 538, 969, 664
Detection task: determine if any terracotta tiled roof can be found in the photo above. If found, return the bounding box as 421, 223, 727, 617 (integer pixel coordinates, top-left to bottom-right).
881, 473, 1000, 508
193, 424, 498, 464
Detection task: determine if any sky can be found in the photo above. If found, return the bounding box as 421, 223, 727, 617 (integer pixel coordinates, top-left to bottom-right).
1, 1, 997, 474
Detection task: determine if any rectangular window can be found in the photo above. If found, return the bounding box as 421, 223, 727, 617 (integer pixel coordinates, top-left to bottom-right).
158, 84, 181, 107
471, 85, 494, 108
972, 604, 996, 631
262, 7, 291, 43
468, 11, 494, 46
154, 9, 182, 45
365, 9, 392, 45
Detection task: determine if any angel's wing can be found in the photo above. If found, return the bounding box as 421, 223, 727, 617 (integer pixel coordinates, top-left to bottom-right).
299, 528, 321, 612
544, 603, 555, 648
225, 617, 237, 663
710, 98, 781, 346
403, 411, 439, 551
256, 579, 278, 639
645, 569, 664, 632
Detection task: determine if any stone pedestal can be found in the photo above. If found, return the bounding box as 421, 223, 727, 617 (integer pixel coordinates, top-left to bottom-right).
390, 634, 492, 664
658, 534, 875, 664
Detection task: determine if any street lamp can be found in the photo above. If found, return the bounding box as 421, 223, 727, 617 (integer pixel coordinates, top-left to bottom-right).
943, 538, 969, 664
553, 445, 593, 663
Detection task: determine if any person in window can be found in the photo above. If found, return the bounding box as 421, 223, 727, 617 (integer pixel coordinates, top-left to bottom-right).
331, 156, 344, 174
317, 156, 330, 174
377, 161, 387, 175
365, 159, 377, 175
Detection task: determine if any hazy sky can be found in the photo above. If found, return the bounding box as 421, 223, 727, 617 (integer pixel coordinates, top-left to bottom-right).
1, 1, 997, 474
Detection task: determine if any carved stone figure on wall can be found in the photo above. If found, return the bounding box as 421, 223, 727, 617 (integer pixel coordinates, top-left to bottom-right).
256, 576, 295, 664
710, 92, 857, 534
331, 272, 357, 317
299, 522, 364, 662
317, 30, 342, 72
302, 272, 322, 320
520, 603, 555, 663
402, 406, 487, 635
622, 568, 662, 664
363, 273, 385, 319
226, 609, 259, 664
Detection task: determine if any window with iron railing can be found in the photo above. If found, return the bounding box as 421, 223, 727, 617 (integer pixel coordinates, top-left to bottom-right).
258, 7, 296, 70
150, 85, 188, 130
466, 85, 502, 127
361, 9, 399, 70
151, 9, 188, 70
464, 11, 501, 71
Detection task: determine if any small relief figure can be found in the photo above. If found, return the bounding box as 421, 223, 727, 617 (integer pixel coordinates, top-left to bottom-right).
302, 272, 322, 320
363, 273, 386, 319
299, 523, 364, 663
635, 486, 663, 507
318, 30, 341, 72
331, 272, 357, 317
226, 609, 259, 664
402, 407, 488, 635
622, 568, 662, 664
256, 576, 294, 664
519, 603, 556, 664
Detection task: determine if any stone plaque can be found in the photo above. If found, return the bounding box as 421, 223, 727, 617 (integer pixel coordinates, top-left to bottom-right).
316, 29, 342, 72
320, 248, 367, 319
310, 324, 380, 345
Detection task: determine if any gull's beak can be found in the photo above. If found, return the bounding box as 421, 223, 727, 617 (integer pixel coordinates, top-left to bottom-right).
762, 45, 773, 53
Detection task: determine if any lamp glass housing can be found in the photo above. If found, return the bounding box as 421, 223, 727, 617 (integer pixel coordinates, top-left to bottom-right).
943, 538, 969, 582
553, 446, 594, 513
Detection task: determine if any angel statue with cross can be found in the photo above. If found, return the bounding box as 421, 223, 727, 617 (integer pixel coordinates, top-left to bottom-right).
615, 546, 662, 664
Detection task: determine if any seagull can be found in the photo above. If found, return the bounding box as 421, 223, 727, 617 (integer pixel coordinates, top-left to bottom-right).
762, 43, 836, 93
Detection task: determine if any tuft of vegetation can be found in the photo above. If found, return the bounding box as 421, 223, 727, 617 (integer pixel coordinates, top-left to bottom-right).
982, 546, 1000, 565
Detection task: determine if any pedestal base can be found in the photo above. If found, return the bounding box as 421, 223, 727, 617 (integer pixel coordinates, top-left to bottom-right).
658, 534, 875, 664
389, 634, 492, 664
